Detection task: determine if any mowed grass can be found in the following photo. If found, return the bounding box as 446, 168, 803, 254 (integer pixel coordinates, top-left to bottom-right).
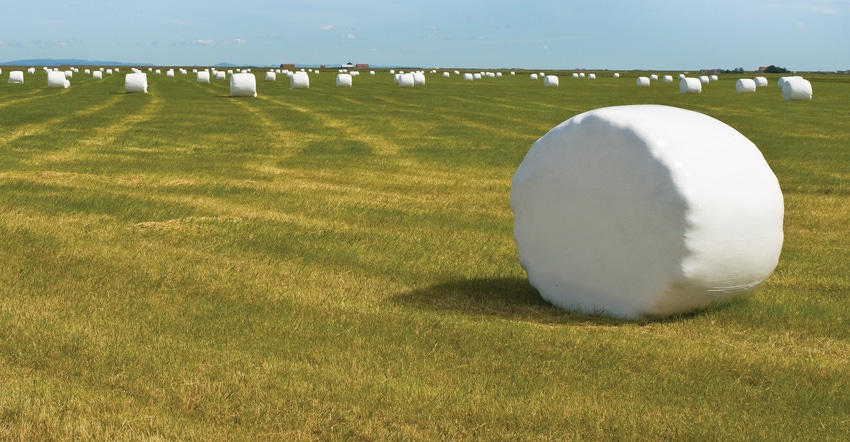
0, 68, 848, 440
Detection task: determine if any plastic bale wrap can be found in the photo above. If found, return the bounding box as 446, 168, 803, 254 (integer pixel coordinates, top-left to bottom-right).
636, 77, 650, 87
413, 72, 426, 85
782, 77, 812, 101
662, 75, 673, 83
613, 73, 620, 78
530, 73, 538, 80
754, 76, 768, 87
463, 73, 474, 81
216, 71, 226, 80
197, 71, 210, 83
47, 70, 69, 88
710, 75, 719, 82
777, 76, 801, 89
230, 72, 257, 97
736, 78, 756, 93
125, 73, 148, 93
699, 75, 710, 84
543, 75, 559, 87
336, 73, 353, 87
443, 72, 450, 78
650, 74, 658, 81
572, 73, 580, 78
680, 78, 702, 94
8, 71, 24, 84
398, 73, 415, 87
290, 71, 310, 89
511, 104, 784, 320
167, 69, 174, 78
588, 73, 596, 79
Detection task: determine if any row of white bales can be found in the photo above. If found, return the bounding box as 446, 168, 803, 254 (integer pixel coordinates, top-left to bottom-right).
4, 65, 812, 101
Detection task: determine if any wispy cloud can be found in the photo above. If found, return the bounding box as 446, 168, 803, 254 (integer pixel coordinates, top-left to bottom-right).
321, 24, 335, 31
191, 38, 246, 46
344, 33, 356, 40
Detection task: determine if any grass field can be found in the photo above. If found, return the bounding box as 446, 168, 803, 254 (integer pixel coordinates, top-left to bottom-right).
1, 67, 848, 440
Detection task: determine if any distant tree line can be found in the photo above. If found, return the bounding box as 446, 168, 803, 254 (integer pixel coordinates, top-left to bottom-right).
762, 65, 789, 73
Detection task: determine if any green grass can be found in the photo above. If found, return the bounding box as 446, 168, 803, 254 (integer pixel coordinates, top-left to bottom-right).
1, 67, 849, 440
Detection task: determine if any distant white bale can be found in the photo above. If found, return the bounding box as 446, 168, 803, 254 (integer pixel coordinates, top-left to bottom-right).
678, 73, 686, 79
92, 70, 103, 80
530, 73, 539, 80
572, 73, 579, 79
540, 72, 545, 77
636, 76, 650, 87
511, 71, 516, 76
710, 75, 718, 81
28, 68, 36, 74
216, 71, 226, 80
47, 70, 69, 88
230, 72, 257, 97
754, 76, 768, 87
336, 73, 353, 87
613, 73, 620, 78
736, 78, 757, 93
9, 71, 24, 84
227, 70, 233, 75
351, 71, 359, 76
265, 71, 276, 81
197, 71, 210, 83
8, 71, 24, 84
588, 73, 596, 79
699, 75, 710, 84
662, 75, 673, 83
398, 73, 415, 87
155, 69, 161, 74
443, 72, 450, 78
463, 73, 474, 81
125, 73, 148, 93
454, 70, 460, 75
84, 69, 90, 74
511, 104, 784, 319
106, 69, 113, 75
389, 69, 395, 74
370, 71, 376, 75
680, 77, 702, 94
650, 74, 658, 81
413, 72, 426, 85
782, 77, 812, 101
290, 71, 310, 89
193, 69, 198, 73
64, 70, 73, 78
543, 75, 559, 87
496, 72, 503, 77
579, 73, 586, 78
167, 69, 174, 78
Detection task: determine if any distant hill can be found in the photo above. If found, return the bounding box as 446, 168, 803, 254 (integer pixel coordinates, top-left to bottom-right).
0, 59, 154, 67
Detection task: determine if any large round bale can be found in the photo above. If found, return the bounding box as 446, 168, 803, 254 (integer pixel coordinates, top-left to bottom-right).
636, 77, 650, 87
8, 71, 24, 84
47, 70, 69, 88
230, 72, 257, 97
336, 73, 353, 87
511, 104, 784, 319
613, 73, 620, 78
662, 75, 673, 83
530, 73, 539, 80
197, 71, 210, 83
680, 77, 702, 94
124, 72, 148, 93
265, 71, 276, 81
216, 71, 226, 80
413, 72, 426, 85
754, 76, 768, 87
290, 71, 310, 89
699, 75, 710, 84
544, 75, 559, 87
443, 72, 450, 78
463, 73, 474, 81
777, 76, 801, 89
736, 78, 756, 93
588, 73, 596, 79
650, 74, 658, 81
782, 77, 812, 101
398, 73, 415, 87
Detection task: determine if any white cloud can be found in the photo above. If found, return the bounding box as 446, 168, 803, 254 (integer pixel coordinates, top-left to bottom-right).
232, 38, 247, 45
321, 24, 334, 31
345, 33, 356, 40
197, 39, 214, 45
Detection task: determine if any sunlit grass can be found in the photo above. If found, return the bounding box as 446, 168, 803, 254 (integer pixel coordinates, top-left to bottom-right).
1, 67, 848, 440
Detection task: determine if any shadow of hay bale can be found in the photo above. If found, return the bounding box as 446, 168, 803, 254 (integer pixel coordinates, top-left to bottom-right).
389, 277, 630, 326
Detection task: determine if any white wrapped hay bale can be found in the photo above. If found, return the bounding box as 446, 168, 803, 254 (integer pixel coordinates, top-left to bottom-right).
8, 71, 24, 84
216, 71, 226, 80
413, 72, 426, 85
106, 69, 113, 75
754, 76, 768, 87
463, 73, 474, 81
530, 73, 539, 80
473, 73, 482, 80
290, 71, 310, 89
710, 75, 719, 82
782, 77, 812, 101
650, 74, 658, 81
336, 73, 353, 87
398, 73, 415, 87
511, 104, 784, 319
443, 72, 450, 78
230, 72, 257, 97
167, 69, 174, 78
736, 78, 756, 93
613, 73, 620, 78
680, 77, 702, 94
265, 71, 276, 81
777, 76, 801, 89
47, 70, 69, 88
28, 67, 36, 74
636, 76, 650, 87
588, 73, 596, 79
197, 71, 210, 83
699, 75, 710, 84
572, 73, 579, 78
662, 75, 673, 83
543, 75, 559, 87
125, 72, 148, 93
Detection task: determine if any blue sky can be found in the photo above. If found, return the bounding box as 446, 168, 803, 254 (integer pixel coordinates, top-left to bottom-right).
1, 0, 848, 70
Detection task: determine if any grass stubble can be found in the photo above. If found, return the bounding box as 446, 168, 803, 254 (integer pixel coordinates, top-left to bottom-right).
0, 69, 848, 440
